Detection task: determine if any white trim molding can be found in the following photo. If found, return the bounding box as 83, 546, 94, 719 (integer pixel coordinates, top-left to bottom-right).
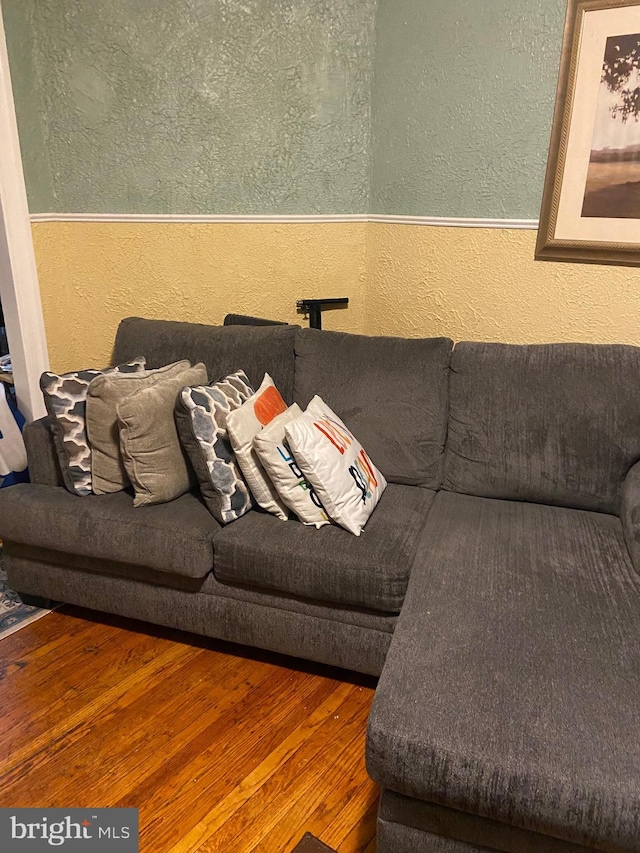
367, 214, 539, 230
30, 212, 369, 224
0, 10, 48, 421
30, 212, 540, 229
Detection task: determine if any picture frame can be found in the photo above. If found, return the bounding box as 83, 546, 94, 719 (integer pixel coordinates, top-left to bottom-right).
536, 0, 640, 266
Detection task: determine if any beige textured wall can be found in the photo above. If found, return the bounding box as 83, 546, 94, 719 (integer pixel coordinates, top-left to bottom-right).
32, 221, 366, 373
31, 220, 640, 373
365, 224, 640, 345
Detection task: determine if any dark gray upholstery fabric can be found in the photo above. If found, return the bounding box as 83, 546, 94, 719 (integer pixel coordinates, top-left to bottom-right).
367, 491, 640, 851
293, 329, 453, 488
621, 459, 640, 578
214, 484, 436, 612
0, 484, 219, 577
201, 571, 396, 633
377, 817, 492, 853
5, 549, 391, 675
112, 317, 297, 404
443, 342, 640, 514
6, 542, 397, 634
223, 314, 286, 326
23, 417, 63, 486
379, 791, 596, 853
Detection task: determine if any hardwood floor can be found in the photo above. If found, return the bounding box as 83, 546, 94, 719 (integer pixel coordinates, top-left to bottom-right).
0, 605, 379, 852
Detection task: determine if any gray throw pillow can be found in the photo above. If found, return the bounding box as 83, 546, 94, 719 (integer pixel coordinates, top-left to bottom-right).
117, 363, 207, 507
40, 357, 146, 496
175, 370, 254, 523
86, 360, 191, 495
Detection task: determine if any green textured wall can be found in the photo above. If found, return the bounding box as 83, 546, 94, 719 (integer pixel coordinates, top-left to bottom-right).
370, 0, 565, 219
2, 0, 54, 211
4, 0, 568, 218
3, 0, 376, 215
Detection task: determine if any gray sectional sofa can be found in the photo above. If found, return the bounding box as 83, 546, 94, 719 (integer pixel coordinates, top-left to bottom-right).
1, 317, 639, 853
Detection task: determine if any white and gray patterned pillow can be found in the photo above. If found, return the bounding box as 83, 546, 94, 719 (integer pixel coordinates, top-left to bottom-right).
40, 357, 146, 496
175, 370, 254, 523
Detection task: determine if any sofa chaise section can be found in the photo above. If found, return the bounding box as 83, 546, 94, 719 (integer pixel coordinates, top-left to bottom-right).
367, 490, 640, 851
367, 339, 640, 853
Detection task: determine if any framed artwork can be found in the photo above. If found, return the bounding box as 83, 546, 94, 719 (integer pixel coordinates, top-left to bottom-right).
536, 0, 640, 265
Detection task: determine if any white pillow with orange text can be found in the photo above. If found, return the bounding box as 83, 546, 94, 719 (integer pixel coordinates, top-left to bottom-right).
225, 373, 289, 520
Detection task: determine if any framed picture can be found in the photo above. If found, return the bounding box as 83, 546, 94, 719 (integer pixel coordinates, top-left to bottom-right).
536, 0, 640, 265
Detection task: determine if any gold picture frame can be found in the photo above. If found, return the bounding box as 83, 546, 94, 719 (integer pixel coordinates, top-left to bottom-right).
536, 0, 640, 265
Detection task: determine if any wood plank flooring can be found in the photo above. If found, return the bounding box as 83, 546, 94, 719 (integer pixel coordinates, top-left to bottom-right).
0, 606, 379, 853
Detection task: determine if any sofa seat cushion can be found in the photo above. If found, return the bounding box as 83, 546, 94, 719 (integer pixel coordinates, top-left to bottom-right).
0, 484, 220, 578
367, 491, 640, 851
213, 484, 436, 612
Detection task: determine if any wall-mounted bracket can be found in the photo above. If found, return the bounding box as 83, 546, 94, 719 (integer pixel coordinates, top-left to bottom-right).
296, 298, 349, 330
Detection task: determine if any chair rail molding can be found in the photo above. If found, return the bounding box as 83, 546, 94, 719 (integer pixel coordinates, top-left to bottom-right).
29, 212, 539, 228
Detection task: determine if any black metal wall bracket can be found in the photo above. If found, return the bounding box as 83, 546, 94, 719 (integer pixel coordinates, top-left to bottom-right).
296, 298, 349, 330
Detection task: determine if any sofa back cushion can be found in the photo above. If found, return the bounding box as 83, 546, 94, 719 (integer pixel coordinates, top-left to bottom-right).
112, 317, 297, 404
443, 341, 640, 514
293, 329, 453, 488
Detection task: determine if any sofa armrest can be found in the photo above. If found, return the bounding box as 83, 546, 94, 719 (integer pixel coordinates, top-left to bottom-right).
23, 417, 64, 487
621, 459, 640, 575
